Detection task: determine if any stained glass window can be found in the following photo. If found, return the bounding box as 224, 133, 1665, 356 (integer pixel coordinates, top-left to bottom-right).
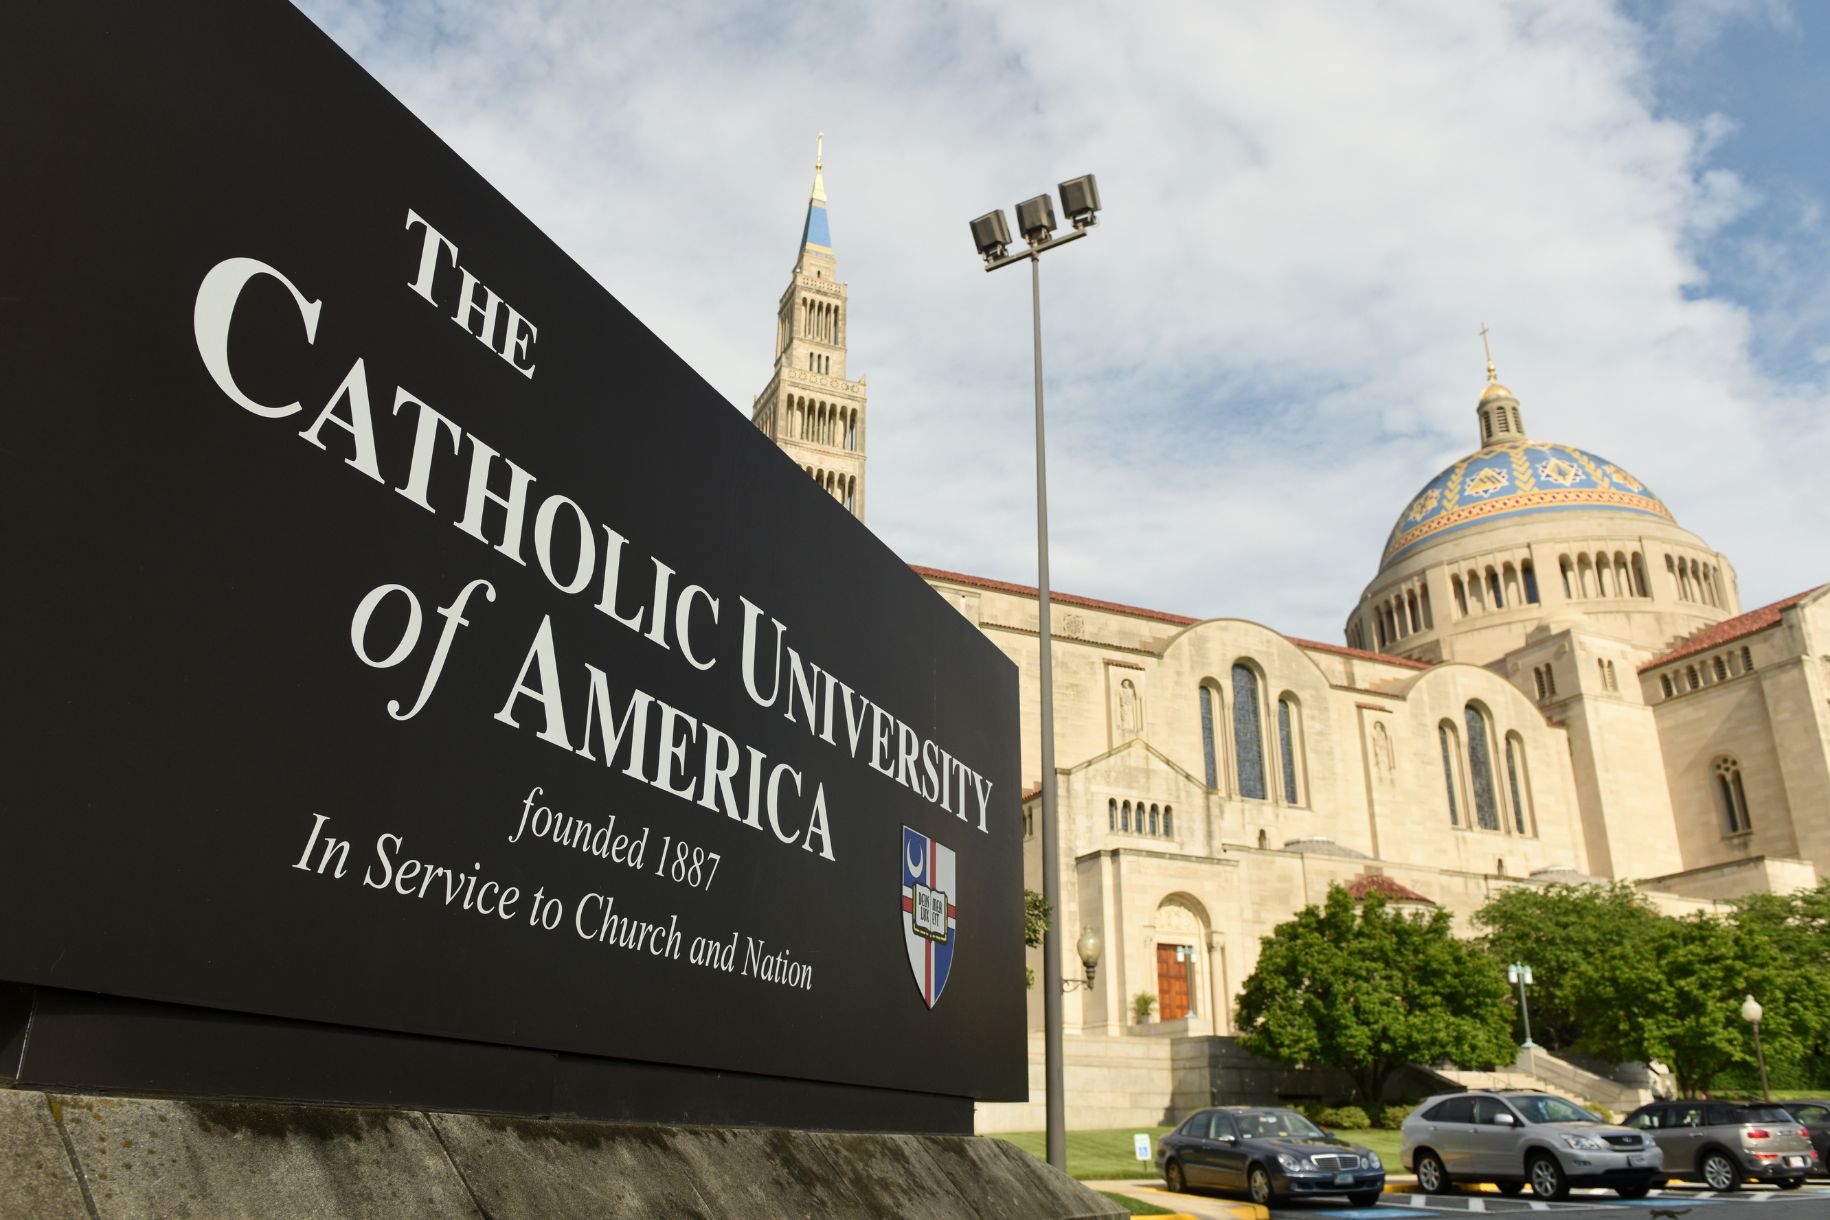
1439, 723, 1460, 825
1199, 686, 1218, 788
1163, 806, 1173, 837
1277, 697, 1300, 805
1505, 736, 1528, 834
1232, 664, 1266, 800
1465, 705, 1500, 830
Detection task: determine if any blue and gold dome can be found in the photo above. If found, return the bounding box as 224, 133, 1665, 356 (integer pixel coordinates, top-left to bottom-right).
1382, 439, 1673, 567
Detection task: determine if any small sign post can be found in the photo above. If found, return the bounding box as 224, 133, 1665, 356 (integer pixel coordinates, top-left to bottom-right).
1134, 1133, 1153, 1162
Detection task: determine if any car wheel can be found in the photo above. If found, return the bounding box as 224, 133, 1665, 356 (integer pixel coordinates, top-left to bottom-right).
1347, 1190, 1381, 1207
1496, 1181, 1524, 1196
1415, 1151, 1450, 1194
1701, 1150, 1741, 1191
1164, 1158, 1186, 1194
1527, 1153, 1569, 1201
1248, 1164, 1280, 1207
1616, 1183, 1651, 1199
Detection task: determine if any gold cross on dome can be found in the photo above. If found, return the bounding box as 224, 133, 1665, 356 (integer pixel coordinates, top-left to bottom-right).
1479, 323, 1497, 382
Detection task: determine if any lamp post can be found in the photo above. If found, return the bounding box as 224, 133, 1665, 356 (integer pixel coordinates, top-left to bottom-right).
1062, 927, 1103, 991
1507, 962, 1537, 1075
970, 174, 1101, 1172
1741, 994, 1771, 1102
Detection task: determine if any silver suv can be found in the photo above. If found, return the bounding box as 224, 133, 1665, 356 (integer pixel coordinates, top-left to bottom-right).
1622, 1100, 1818, 1190
1401, 1090, 1662, 1200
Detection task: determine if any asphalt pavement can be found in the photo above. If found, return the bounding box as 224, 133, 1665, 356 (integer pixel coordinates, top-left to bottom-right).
1085, 1175, 1830, 1220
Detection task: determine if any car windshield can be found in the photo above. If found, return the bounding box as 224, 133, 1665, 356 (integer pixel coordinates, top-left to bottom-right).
1741, 1107, 1797, 1124
1234, 1110, 1326, 1140
1509, 1096, 1599, 1124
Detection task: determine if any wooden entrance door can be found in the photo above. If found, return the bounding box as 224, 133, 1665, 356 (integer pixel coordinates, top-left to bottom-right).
1156, 944, 1190, 1020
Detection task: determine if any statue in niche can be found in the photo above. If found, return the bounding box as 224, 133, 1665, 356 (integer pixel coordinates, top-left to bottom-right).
1371, 721, 1394, 783
1117, 679, 1141, 740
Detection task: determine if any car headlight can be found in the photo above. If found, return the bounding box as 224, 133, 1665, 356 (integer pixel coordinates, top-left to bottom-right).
1560, 1134, 1605, 1151
1276, 1153, 1306, 1171
1366, 1151, 1382, 1170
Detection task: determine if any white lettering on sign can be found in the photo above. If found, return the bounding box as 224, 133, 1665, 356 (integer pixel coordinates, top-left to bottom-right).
404, 209, 539, 379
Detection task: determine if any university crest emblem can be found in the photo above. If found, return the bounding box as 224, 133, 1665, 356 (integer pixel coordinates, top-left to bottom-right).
901, 825, 957, 1008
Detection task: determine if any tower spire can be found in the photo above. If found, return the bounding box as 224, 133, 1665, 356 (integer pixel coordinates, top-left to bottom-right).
752, 137, 868, 520
1474, 324, 1526, 445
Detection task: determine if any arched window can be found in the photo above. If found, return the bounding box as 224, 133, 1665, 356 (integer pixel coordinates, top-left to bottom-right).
1452, 574, 1468, 617
1277, 695, 1302, 806
1232, 664, 1266, 800
1199, 684, 1220, 789
1660, 674, 1674, 698
1108, 798, 1116, 831
1504, 733, 1532, 835
1713, 655, 1728, 682
1714, 757, 1751, 833
1533, 668, 1547, 701
1149, 804, 1160, 835
1163, 806, 1173, 837
1439, 722, 1462, 826
1121, 801, 1131, 832
1464, 704, 1501, 830
1522, 560, 1540, 604
1631, 553, 1649, 598
1486, 567, 1504, 609
1685, 666, 1700, 691
1406, 591, 1421, 633
1420, 587, 1434, 628
1742, 645, 1755, 672
1559, 556, 1574, 599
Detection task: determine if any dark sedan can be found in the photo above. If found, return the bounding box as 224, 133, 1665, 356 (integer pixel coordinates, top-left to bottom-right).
1777, 1101, 1830, 1175
1155, 1106, 1386, 1207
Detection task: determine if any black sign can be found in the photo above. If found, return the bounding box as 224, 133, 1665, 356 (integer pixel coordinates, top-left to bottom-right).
1, 0, 1024, 1104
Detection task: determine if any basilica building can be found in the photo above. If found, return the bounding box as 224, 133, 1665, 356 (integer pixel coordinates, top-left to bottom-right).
755, 150, 1830, 1124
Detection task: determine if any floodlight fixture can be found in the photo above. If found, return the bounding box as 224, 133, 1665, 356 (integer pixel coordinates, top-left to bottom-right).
969, 210, 1012, 263
1015, 193, 1057, 246
1058, 174, 1101, 229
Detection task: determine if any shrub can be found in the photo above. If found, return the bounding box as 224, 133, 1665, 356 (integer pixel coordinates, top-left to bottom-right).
1374, 1103, 1414, 1129
1316, 1105, 1371, 1130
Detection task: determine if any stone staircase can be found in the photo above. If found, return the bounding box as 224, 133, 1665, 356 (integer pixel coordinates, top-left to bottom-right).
1430, 1048, 1652, 1117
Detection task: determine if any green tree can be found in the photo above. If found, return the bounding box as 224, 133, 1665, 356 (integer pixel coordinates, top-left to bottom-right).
1235, 885, 1515, 1103
1472, 883, 1661, 1050
1569, 910, 1818, 1098
1024, 888, 1049, 989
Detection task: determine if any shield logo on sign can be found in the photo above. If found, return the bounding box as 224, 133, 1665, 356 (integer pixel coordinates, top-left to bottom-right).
901, 825, 957, 1009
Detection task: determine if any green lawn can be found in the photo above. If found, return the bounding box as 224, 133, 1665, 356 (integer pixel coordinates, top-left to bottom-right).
992, 1125, 1406, 1182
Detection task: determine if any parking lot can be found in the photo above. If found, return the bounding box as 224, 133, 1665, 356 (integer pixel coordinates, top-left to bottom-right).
1090, 1179, 1830, 1220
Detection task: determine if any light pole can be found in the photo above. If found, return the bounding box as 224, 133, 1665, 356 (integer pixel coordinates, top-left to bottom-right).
1741, 994, 1771, 1101
1507, 962, 1537, 1074
970, 174, 1101, 1172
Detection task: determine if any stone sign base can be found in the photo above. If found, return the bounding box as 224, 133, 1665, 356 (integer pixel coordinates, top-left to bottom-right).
1, 1087, 1120, 1219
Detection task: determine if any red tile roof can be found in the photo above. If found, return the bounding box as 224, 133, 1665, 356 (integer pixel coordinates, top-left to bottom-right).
1639, 586, 1825, 671
911, 564, 1432, 670
1344, 873, 1435, 904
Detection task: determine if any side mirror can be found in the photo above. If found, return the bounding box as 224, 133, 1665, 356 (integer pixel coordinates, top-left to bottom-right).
1493, 1113, 1517, 1126
1219, 1134, 1236, 1144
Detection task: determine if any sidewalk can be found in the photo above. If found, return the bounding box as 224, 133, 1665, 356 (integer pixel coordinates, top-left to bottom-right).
1081, 1178, 1269, 1220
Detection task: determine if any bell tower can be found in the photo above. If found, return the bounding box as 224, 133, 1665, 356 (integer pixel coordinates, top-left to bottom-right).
752, 134, 868, 519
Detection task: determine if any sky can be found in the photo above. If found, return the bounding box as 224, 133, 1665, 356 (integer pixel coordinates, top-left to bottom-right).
294, 0, 1828, 643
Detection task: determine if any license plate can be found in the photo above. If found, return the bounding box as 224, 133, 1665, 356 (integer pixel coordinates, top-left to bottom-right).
1787, 1156, 1805, 1167
1334, 1172, 1354, 1185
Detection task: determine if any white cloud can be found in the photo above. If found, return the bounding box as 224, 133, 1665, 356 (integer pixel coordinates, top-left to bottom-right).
295, 0, 1828, 640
